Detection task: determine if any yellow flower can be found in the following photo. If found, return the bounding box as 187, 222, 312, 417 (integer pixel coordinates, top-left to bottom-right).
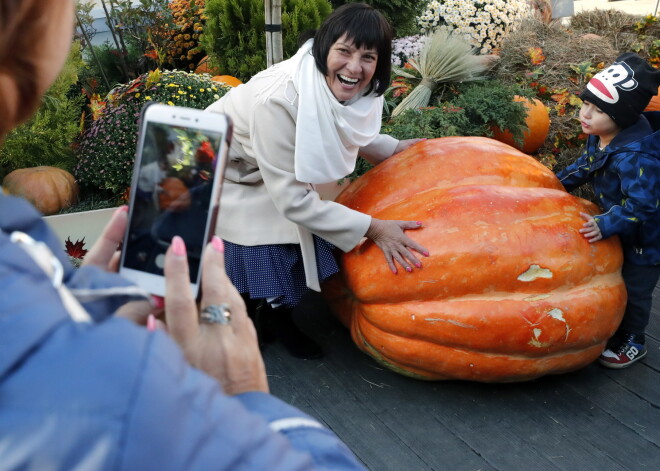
200, 88, 205, 92
167, 101, 174, 106
145, 96, 152, 100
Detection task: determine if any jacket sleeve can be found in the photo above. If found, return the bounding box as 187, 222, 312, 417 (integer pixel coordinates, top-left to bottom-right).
358, 134, 399, 165
119, 332, 365, 471
249, 95, 371, 252
555, 150, 592, 192
594, 152, 660, 239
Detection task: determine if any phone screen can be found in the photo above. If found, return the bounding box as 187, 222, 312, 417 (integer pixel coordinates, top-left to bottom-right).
123, 120, 224, 283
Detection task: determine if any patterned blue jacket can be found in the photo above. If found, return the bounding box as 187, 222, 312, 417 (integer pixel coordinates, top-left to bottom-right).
556, 111, 660, 266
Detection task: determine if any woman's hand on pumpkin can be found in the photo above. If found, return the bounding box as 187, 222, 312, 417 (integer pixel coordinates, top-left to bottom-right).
81, 205, 152, 324
579, 212, 603, 243
163, 235, 269, 395
393, 138, 427, 155
366, 218, 429, 274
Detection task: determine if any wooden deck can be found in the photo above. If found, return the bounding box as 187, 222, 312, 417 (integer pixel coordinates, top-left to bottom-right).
263, 281, 660, 470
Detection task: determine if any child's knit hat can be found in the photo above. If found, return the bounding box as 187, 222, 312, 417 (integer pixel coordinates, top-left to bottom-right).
580, 53, 660, 129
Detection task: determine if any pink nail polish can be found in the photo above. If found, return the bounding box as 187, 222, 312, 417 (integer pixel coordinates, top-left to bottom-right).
416, 221, 423, 225
415, 262, 422, 268
172, 236, 186, 257
212, 236, 225, 253
151, 295, 164, 309
423, 251, 430, 257
147, 314, 157, 332
406, 266, 412, 273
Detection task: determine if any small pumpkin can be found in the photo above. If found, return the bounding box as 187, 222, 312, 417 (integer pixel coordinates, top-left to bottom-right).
194, 56, 221, 76
644, 86, 660, 112
2, 166, 79, 215
158, 177, 191, 211
491, 96, 550, 154
212, 75, 243, 87
324, 137, 626, 382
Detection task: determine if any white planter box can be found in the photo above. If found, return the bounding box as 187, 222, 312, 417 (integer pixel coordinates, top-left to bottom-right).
44, 207, 118, 248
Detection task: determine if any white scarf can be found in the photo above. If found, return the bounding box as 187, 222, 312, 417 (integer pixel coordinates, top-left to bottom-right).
257, 40, 383, 184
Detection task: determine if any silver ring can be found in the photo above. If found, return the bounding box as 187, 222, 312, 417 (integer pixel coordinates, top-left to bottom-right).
200, 304, 232, 325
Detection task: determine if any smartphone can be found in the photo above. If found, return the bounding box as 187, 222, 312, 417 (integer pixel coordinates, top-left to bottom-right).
119, 103, 232, 298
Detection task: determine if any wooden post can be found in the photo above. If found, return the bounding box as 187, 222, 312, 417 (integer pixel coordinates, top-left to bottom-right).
272, 0, 283, 64
265, 0, 273, 67
265, 0, 283, 67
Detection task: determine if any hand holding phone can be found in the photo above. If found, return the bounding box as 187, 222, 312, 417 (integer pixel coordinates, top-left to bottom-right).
119, 103, 232, 297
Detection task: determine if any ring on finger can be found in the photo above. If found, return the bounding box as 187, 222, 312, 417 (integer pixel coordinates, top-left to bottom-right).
200, 303, 232, 325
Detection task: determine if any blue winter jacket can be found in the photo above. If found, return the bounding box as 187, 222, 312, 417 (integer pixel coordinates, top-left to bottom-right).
556, 111, 660, 266
0, 195, 365, 471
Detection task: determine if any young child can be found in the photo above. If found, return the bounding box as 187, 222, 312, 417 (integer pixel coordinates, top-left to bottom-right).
556, 53, 660, 368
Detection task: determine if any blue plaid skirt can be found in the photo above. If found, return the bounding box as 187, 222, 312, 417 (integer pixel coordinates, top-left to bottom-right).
224, 236, 339, 308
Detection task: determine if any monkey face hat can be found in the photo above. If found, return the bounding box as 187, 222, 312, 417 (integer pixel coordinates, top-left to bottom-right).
580, 53, 660, 129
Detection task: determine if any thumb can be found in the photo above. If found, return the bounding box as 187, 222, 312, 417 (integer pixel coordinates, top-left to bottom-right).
399, 220, 424, 230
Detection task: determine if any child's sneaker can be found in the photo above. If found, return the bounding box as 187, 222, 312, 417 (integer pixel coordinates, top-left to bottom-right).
599, 333, 647, 369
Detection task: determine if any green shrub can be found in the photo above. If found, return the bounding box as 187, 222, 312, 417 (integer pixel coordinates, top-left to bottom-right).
76, 0, 171, 88
202, 0, 332, 82
79, 42, 147, 96
347, 79, 530, 180
0, 42, 85, 179
384, 79, 530, 140
329, 0, 426, 36
74, 70, 230, 197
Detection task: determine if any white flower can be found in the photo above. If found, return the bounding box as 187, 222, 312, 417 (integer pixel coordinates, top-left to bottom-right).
416, 0, 529, 52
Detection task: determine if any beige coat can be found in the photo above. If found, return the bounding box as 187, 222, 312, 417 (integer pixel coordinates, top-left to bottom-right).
207, 71, 398, 291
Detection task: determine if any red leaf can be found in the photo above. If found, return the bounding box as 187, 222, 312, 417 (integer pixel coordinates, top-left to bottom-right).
65, 237, 88, 259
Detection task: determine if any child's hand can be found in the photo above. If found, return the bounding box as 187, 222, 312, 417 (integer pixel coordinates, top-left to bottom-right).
579, 212, 602, 243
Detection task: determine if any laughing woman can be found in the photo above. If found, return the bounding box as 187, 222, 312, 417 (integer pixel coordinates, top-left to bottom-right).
207, 3, 429, 359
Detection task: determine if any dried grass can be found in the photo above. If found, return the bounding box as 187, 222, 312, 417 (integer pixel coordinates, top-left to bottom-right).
494, 18, 618, 94
569, 9, 660, 57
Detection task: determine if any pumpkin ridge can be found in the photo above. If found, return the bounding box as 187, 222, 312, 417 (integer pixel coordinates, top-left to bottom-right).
355, 275, 625, 350
352, 271, 625, 304
357, 322, 607, 381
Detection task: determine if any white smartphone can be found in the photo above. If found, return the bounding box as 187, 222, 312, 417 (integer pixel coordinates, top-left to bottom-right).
119, 103, 232, 298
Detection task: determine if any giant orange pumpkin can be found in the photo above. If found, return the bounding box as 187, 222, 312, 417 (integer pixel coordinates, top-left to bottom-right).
2, 166, 79, 215
644, 86, 660, 112
324, 137, 626, 382
491, 96, 550, 154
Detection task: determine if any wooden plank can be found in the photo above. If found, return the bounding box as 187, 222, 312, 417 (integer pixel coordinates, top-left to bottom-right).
646, 282, 660, 339
261, 290, 660, 471
265, 342, 435, 470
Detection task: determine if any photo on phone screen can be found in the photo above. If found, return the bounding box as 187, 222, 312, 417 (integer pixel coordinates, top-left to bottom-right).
120, 104, 230, 296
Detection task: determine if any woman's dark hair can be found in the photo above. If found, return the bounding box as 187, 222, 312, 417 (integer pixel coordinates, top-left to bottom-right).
312, 3, 392, 97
